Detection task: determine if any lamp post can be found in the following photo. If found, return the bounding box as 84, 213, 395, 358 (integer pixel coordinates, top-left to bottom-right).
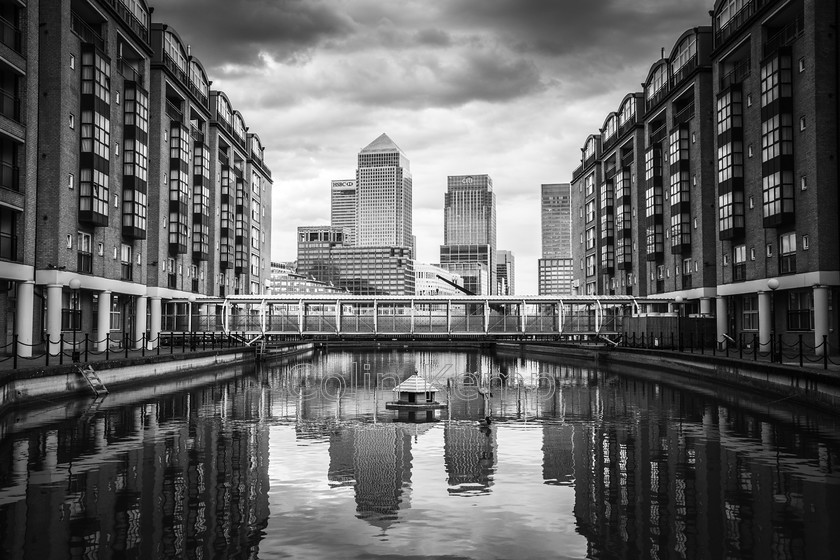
674, 295, 684, 351
69, 278, 81, 362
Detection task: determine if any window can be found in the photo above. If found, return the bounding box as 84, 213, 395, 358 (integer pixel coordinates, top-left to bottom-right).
70, 54, 75, 69
69, 113, 75, 129
120, 243, 132, 281
672, 35, 697, 76
799, 116, 806, 131
779, 232, 796, 274
787, 291, 813, 331
77, 232, 92, 273
742, 295, 758, 331
0, 206, 17, 261
647, 65, 667, 99
68, 174, 74, 190
682, 258, 692, 275
800, 175, 807, 190
584, 173, 595, 197
585, 227, 596, 250
733, 244, 746, 281
585, 200, 595, 223
585, 255, 596, 277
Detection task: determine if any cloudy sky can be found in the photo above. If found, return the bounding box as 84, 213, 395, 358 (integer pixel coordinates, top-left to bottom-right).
154, 0, 712, 294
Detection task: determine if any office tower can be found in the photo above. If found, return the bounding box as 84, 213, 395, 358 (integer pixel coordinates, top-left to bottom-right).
414, 263, 464, 296
439, 174, 496, 294
496, 250, 515, 295
568, 0, 839, 351
2, 3, 272, 357
538, 184, 573, 295
297, 226, 414, 295
331, 179, 357, 245
355, 134, 412, 252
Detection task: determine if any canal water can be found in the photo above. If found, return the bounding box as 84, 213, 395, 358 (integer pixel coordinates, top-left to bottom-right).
0, 348, 839, 559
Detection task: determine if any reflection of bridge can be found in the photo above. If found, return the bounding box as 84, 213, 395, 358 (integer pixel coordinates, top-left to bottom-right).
164, 294, 673, 341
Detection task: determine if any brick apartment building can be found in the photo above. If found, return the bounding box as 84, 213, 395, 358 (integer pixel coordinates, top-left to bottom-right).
571, 0, 838, 353
0, 1, 273, 355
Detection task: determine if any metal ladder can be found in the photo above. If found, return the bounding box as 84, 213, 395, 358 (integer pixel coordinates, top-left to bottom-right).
77, 365, 109, 396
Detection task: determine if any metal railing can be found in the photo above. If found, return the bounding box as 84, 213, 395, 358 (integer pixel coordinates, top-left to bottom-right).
1, 332, 250, 370
0, 15, 21, 53
70, 12, 105, 51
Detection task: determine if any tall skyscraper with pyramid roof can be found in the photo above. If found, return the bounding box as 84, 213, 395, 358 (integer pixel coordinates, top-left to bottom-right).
356, 133, 413, 252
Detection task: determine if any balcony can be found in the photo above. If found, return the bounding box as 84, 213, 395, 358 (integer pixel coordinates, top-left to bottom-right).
673, 102, 695, 127
617, 114, 637, 138
720, 58, 751, 89
166, 100, 183, 123
117, 58, 145, 86
77, 251, 93, 274
70, 12, 105, 51
649, 124, 667, 145
671, 55, 699, 88
163, 52, 188, 87
764, 14, 804, 57
0, 16, 21, 54
715, 0, 770, 47
103, 0, 150, 44
645, 85, 670, 113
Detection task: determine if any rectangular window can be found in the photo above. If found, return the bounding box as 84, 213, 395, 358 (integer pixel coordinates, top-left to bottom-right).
0, 206, 18, 261
787, 291, 812, 331
120, 243, 133, 281
779, 232, 796, 274
743, 295, 758, 331
733, 244, 746, 281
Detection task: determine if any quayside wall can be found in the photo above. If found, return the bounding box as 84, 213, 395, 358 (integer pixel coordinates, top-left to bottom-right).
499, 342, 840, 413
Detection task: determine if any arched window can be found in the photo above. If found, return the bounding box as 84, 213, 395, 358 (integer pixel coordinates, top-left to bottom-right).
603, 115, 617, 139
233, 113, 246, 140
672, 35, 697, 75
216, 95, 231, 124
189, 61, 208, 98
647, 65, 667, 99
717, 0, 746, 29
583, 137, 596, 160
618, 98, 636, 126
164, 32, 187, 73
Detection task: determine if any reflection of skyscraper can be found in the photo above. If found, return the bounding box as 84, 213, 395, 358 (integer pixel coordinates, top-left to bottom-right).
443, 422, 496, 495
352, 425, 413, 530
328, 430, 356, 487
542, 424, 575, 485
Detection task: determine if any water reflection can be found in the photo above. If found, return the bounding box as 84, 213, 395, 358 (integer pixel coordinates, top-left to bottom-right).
0, 349, 838, 559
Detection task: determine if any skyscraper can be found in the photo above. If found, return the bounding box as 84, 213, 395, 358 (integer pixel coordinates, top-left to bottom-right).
331, 179, 357, 245
539, 183, 573, 295
356, 134, 412, 252
440, 175, 497, 294
496, 250, 515, 295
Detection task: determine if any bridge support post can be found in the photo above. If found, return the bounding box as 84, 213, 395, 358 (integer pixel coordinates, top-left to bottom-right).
484, 300, 489, 334
410, 300, 415, 335
335, 300, 341, 334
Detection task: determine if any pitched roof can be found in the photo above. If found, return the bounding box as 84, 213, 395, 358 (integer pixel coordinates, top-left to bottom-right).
393, 374, 439, 393
360, 133, 403, 154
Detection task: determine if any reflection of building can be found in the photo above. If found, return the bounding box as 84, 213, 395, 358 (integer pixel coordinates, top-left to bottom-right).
539, 183, 573, 295
496, 250, 515, 295
352, 425, 413, 530
542, 424, 575, 485
443, 422, 496, 495
328, 430, 357, 487
440, 175, 497, 294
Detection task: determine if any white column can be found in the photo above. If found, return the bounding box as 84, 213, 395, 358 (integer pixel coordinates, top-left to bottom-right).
700, 297, 712, 316
335, 300, 341, 334
521, 300, 527, 333
135, 296, 147, 349
373, 300, 378, 334
446, 300, 451, 334
15, 280, 34, 358
758, 290, 772, 349
97, 290, 111, 351
409, 300, 415, 334
814, 285, 830, 356
149, 297, 162, 348
484, 300, 490, 334
45, 284, 63, 356
716, 297, 728, 346
298, 299, 304, 334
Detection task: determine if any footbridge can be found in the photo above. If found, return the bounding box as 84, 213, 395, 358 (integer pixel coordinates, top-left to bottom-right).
162, 294, 674, 343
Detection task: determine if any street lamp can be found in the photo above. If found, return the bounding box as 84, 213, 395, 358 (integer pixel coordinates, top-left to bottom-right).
674, 295, 684, 351
69, 278, 81, 362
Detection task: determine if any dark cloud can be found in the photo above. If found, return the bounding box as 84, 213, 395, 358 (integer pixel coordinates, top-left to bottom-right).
443, 0, 710, 60
152, 0, 354, 68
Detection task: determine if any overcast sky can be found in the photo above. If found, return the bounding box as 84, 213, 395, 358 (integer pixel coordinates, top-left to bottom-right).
153, 0, 712, 294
